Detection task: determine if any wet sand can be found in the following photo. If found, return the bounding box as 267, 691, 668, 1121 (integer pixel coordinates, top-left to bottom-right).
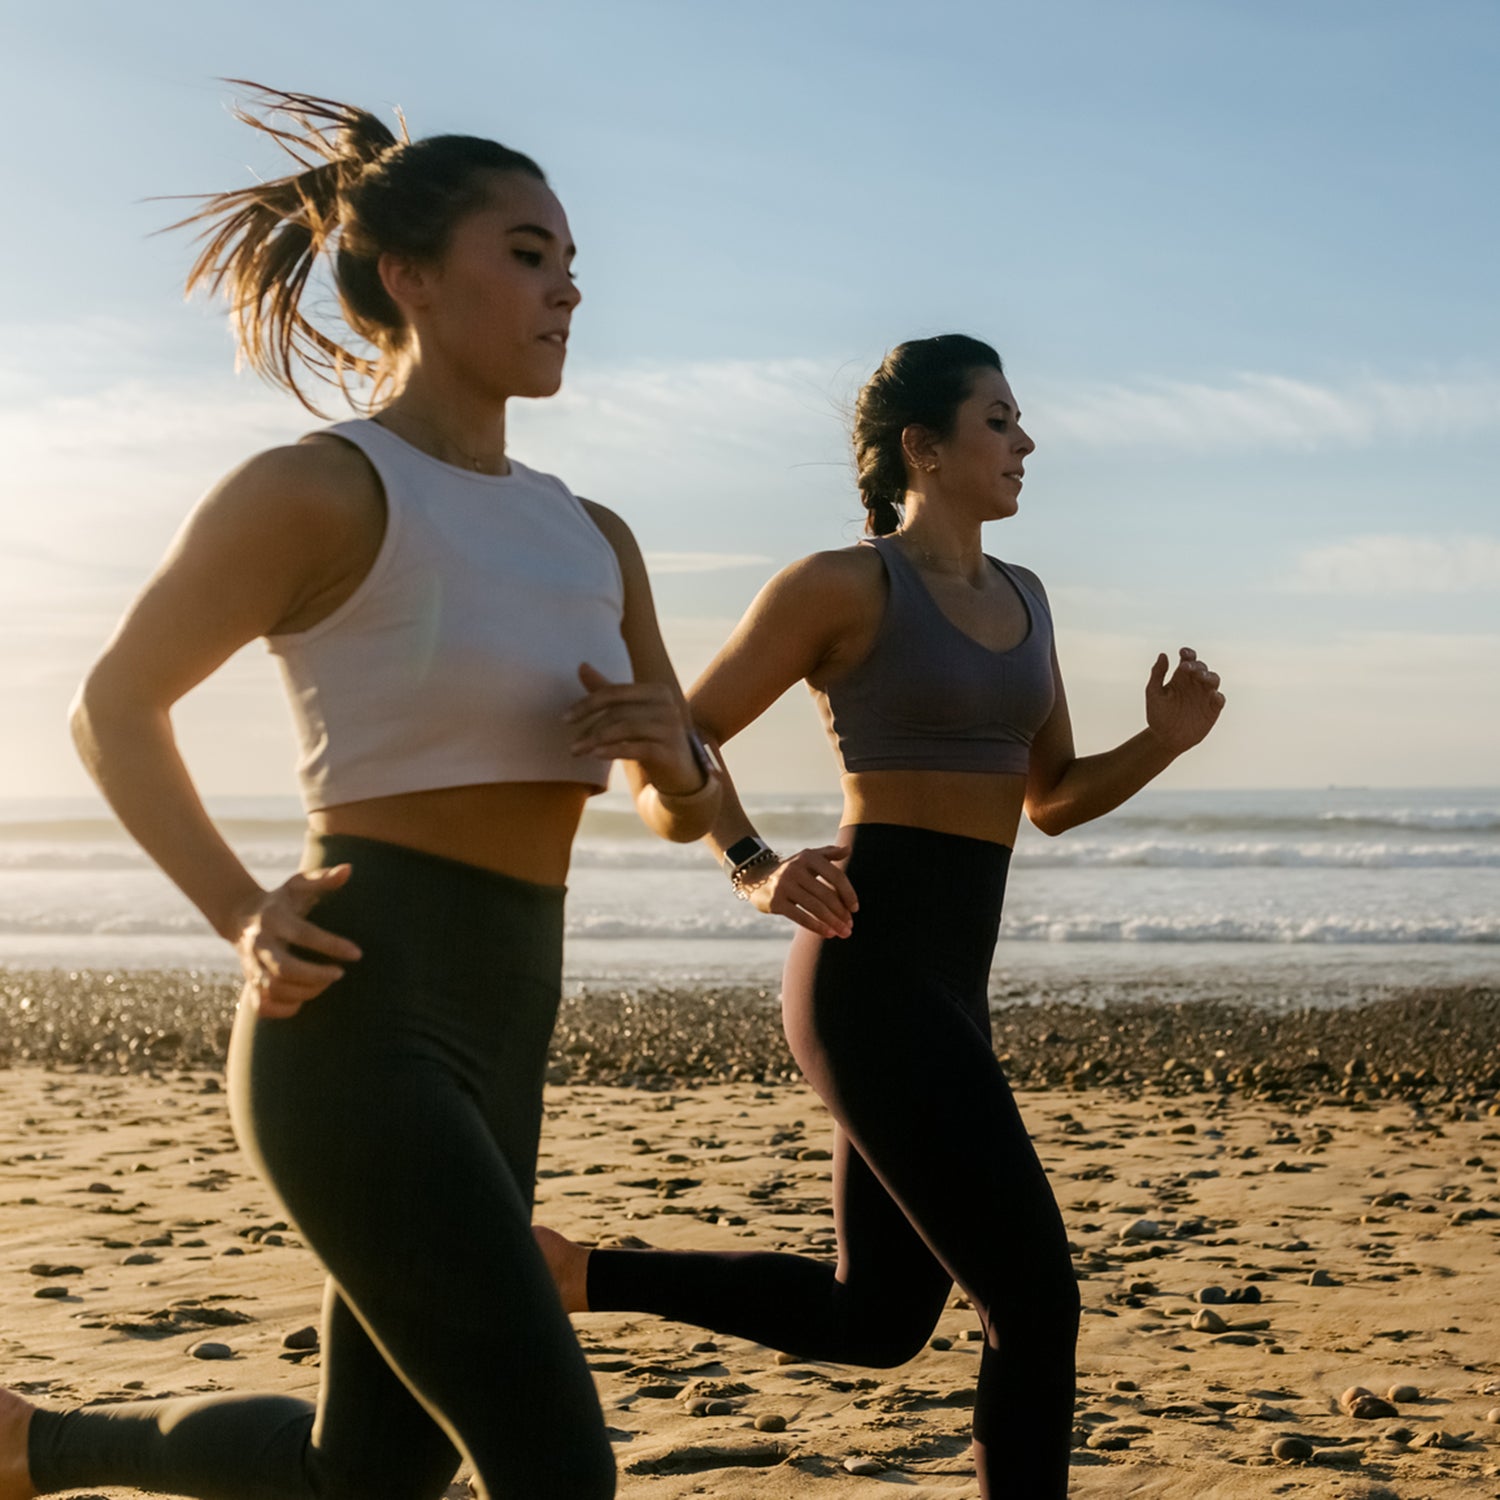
2, 973, 1499, 1496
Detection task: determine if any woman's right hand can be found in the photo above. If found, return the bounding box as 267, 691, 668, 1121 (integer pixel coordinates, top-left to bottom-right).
741, 845, 857, 939
231, 864, 362, 1019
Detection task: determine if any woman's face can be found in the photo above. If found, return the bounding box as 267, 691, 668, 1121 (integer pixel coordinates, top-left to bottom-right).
395, 170, 582, 400
925, 365, 1035, 520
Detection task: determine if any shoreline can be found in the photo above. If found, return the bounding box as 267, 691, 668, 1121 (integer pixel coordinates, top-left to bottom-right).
1, 969, 1497, 1111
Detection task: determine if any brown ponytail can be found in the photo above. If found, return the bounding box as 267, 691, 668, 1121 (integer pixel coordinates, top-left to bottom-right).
171, 81, 546, 414
852, 334, 1005, 534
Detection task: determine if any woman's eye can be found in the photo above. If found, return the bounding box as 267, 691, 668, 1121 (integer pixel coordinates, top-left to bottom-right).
988, 419, 1009, 432
513, 250, 543, 266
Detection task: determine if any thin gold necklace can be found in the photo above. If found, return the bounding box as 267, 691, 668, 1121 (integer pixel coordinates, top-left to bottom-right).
893, 529, 976, 571
373, 411, 510, 475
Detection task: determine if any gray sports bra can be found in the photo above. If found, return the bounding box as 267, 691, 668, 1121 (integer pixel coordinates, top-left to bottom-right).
815, 535, 1056, 776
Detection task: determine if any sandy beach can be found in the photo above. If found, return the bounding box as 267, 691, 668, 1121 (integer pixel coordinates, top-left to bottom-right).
3, 974, 1499, 1497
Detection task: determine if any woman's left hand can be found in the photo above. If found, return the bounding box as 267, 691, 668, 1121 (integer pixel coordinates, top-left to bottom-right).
566, 662, 702, 794
1146, 646, 1225, 754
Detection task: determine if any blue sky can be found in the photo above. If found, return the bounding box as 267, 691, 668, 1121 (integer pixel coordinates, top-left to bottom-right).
2, 0, 1497, 796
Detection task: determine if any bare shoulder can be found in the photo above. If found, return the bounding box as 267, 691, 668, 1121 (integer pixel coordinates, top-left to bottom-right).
765, 543, 883, 610
198, 434, 381, 546
577, 497, 641, 559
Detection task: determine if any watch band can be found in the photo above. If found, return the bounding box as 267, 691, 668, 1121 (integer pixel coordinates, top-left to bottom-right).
722, 834, 770, 873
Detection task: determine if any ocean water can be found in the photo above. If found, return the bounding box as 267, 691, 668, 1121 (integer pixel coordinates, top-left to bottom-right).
1, 788, 1496, 998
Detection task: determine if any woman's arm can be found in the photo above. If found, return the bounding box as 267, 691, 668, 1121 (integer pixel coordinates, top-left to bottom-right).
570, 503, 721, 842
1025, 645, 1225, 836
687, 552, 870, 938
70, 441, 371, 1014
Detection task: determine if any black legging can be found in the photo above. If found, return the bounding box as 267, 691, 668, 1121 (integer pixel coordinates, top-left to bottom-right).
27, 834, 615, 1500
587, 823, 1080, 1498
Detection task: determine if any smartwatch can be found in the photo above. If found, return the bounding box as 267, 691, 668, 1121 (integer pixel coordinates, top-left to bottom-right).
722, 834, 772, 873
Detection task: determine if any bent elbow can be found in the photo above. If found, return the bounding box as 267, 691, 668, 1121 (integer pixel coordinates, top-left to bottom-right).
1026, 803, 1070, 839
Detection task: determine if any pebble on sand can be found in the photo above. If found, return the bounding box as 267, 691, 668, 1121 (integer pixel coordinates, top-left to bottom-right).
1190, 1308, 1227, 1333
281, 1326, 319, 1351
189, 1341, 234, 1360
1272, 1436, 1313, 1463
1339, 1386, 1398, 1420
753, 1414, 787, 1433
844, 1456, 885, 1475
1386, 1383, 1419, 1403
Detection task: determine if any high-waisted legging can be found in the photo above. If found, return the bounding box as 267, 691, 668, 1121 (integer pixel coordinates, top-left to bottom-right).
27, 833, 615, 1500
588, 823, 1081, 1498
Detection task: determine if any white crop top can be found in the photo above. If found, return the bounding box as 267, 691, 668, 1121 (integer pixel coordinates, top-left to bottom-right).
266, 419, 633, 811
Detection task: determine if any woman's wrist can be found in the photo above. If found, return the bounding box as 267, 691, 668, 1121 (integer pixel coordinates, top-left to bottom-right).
652, 727, 723, 800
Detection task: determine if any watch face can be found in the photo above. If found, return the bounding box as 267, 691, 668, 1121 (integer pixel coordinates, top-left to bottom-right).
725, 835, 766, 869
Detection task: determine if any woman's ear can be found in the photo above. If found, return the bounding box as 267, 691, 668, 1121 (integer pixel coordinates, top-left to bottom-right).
378, 250, 433, 317
901, 423, 939, 476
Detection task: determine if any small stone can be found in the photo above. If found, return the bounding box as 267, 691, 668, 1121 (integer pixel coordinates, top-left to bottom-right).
189, 1342, 233, 1361
796, 1147, 831, 1162
1348, 1395, 1398, 1420
754, 1414, 787, 1433
86, 1182, 119, 1195
34, 1286, 70, 1300
1196, 1285, 1228, 1304
929, 1336, 952, 1350
1111, 1378, 1138, 1392
1312, 1444, 1363, 1467
1387, 1383, 1419, 1403
1226, 1284, 1262, 1304
121, 1252, 159, 1266
774, 1351, 801, 1365
844, 1456, 884, 1475
1190, 1308, 1227, 1333
1340, 1385, 1374, 1409
1086, 1431, 1131, 1451
281, 1326, 319, 1351
1307, 1269, 1339, 1287
1485, 1407, 1500, 1425
690, 1341, 717, 1353
28, 1263, 83, 1278
1410, 1429, 1465, 1450
1118, 1219, 1161, 1242
1127, 1280, 1157, 1296
1272, 1436, 1313, 1463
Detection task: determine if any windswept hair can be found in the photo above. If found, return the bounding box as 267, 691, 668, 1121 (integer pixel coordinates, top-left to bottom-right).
170, 81, 545, 413
853, 334, 1004, 535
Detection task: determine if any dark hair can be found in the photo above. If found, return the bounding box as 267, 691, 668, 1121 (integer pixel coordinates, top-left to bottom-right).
853, 334, 1005, 535
171, 81, 546, 413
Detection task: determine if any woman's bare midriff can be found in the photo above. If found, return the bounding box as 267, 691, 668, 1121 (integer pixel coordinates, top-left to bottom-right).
310, 781, 595, 886
839, 769, 1029, 849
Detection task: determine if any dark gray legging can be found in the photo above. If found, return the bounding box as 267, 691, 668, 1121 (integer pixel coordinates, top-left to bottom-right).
27, 833, 615, 1500
586, 823, 1081, 1499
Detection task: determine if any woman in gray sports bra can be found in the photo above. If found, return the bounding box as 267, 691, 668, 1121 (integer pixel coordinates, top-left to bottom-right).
539, 334, 1226, 1498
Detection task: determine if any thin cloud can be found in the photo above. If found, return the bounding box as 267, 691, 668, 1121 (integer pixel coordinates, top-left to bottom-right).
1035, 372, 1500, 451
1287, 534, 1500, 594
644, 551, 773, 573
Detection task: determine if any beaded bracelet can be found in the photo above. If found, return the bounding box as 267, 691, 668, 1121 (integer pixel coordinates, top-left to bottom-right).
729, 847, 782, 900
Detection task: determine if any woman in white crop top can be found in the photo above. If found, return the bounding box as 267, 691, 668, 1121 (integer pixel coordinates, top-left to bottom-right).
4, 85, 716, 1499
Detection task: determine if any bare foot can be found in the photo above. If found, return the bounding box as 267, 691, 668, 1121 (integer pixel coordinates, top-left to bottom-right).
533, 1225, 591, 1314
0, 1388, 37, 1500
